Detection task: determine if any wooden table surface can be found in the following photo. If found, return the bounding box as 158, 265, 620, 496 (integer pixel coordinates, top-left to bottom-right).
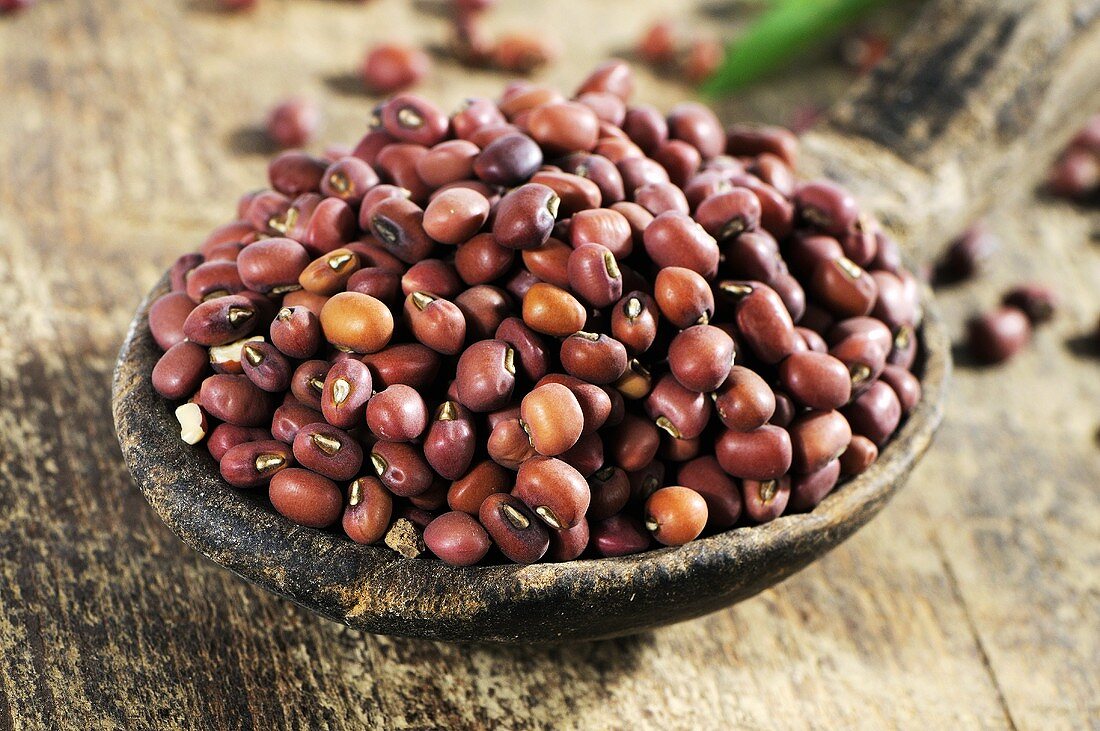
1, 1, 1097, 729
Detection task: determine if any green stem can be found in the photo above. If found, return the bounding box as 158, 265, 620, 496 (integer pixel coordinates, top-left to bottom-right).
701, 0, 887, 95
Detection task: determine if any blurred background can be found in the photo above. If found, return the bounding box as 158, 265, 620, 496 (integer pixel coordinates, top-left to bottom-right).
0, 1, 1096, 729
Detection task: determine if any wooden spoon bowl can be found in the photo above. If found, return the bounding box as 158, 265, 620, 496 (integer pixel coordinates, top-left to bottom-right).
112, 274, 949, 644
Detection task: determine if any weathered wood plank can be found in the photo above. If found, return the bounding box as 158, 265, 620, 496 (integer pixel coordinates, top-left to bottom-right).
0, 0, 1096, 728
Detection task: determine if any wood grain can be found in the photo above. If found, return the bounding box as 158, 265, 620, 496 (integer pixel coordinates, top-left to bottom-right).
0, 0, 1097, 728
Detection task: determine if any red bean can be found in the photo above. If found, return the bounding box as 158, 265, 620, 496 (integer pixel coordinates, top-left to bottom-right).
677, 456, 742, 529
424, 512, 492, 566
645, 486, 708, 546
220, 440, 294, 489
343, 477, 394, 544
715, 424, 792, 481
478, 493, 549, 564
779, 351, 852, 410
269, 468, 342, 528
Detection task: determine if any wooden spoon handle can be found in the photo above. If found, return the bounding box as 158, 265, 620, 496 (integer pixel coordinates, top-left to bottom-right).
799, 0, 1100, 258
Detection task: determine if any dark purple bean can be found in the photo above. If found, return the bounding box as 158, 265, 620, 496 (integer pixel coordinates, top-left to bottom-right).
567, 243, 623, 308
495, 317, 550, 383
723, 231, 781, 283
590, 514, 651, 557
474, 133, 543, 186
169, 253, 204, 293
618, 156, 669, 194
937, 222, 998, 283
585, 466, 630, 521
622, 105, 669, 154
237, 341, 290, 393
492, 183, 560, 250
559, 153, 626, 206
770, 390, 796, 428
454, 339, 516, 412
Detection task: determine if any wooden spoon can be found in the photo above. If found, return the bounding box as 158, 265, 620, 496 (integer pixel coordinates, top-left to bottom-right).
112, 0, 1097, 643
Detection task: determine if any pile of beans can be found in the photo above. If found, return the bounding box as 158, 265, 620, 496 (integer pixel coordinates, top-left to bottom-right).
148, 60, 925, 566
